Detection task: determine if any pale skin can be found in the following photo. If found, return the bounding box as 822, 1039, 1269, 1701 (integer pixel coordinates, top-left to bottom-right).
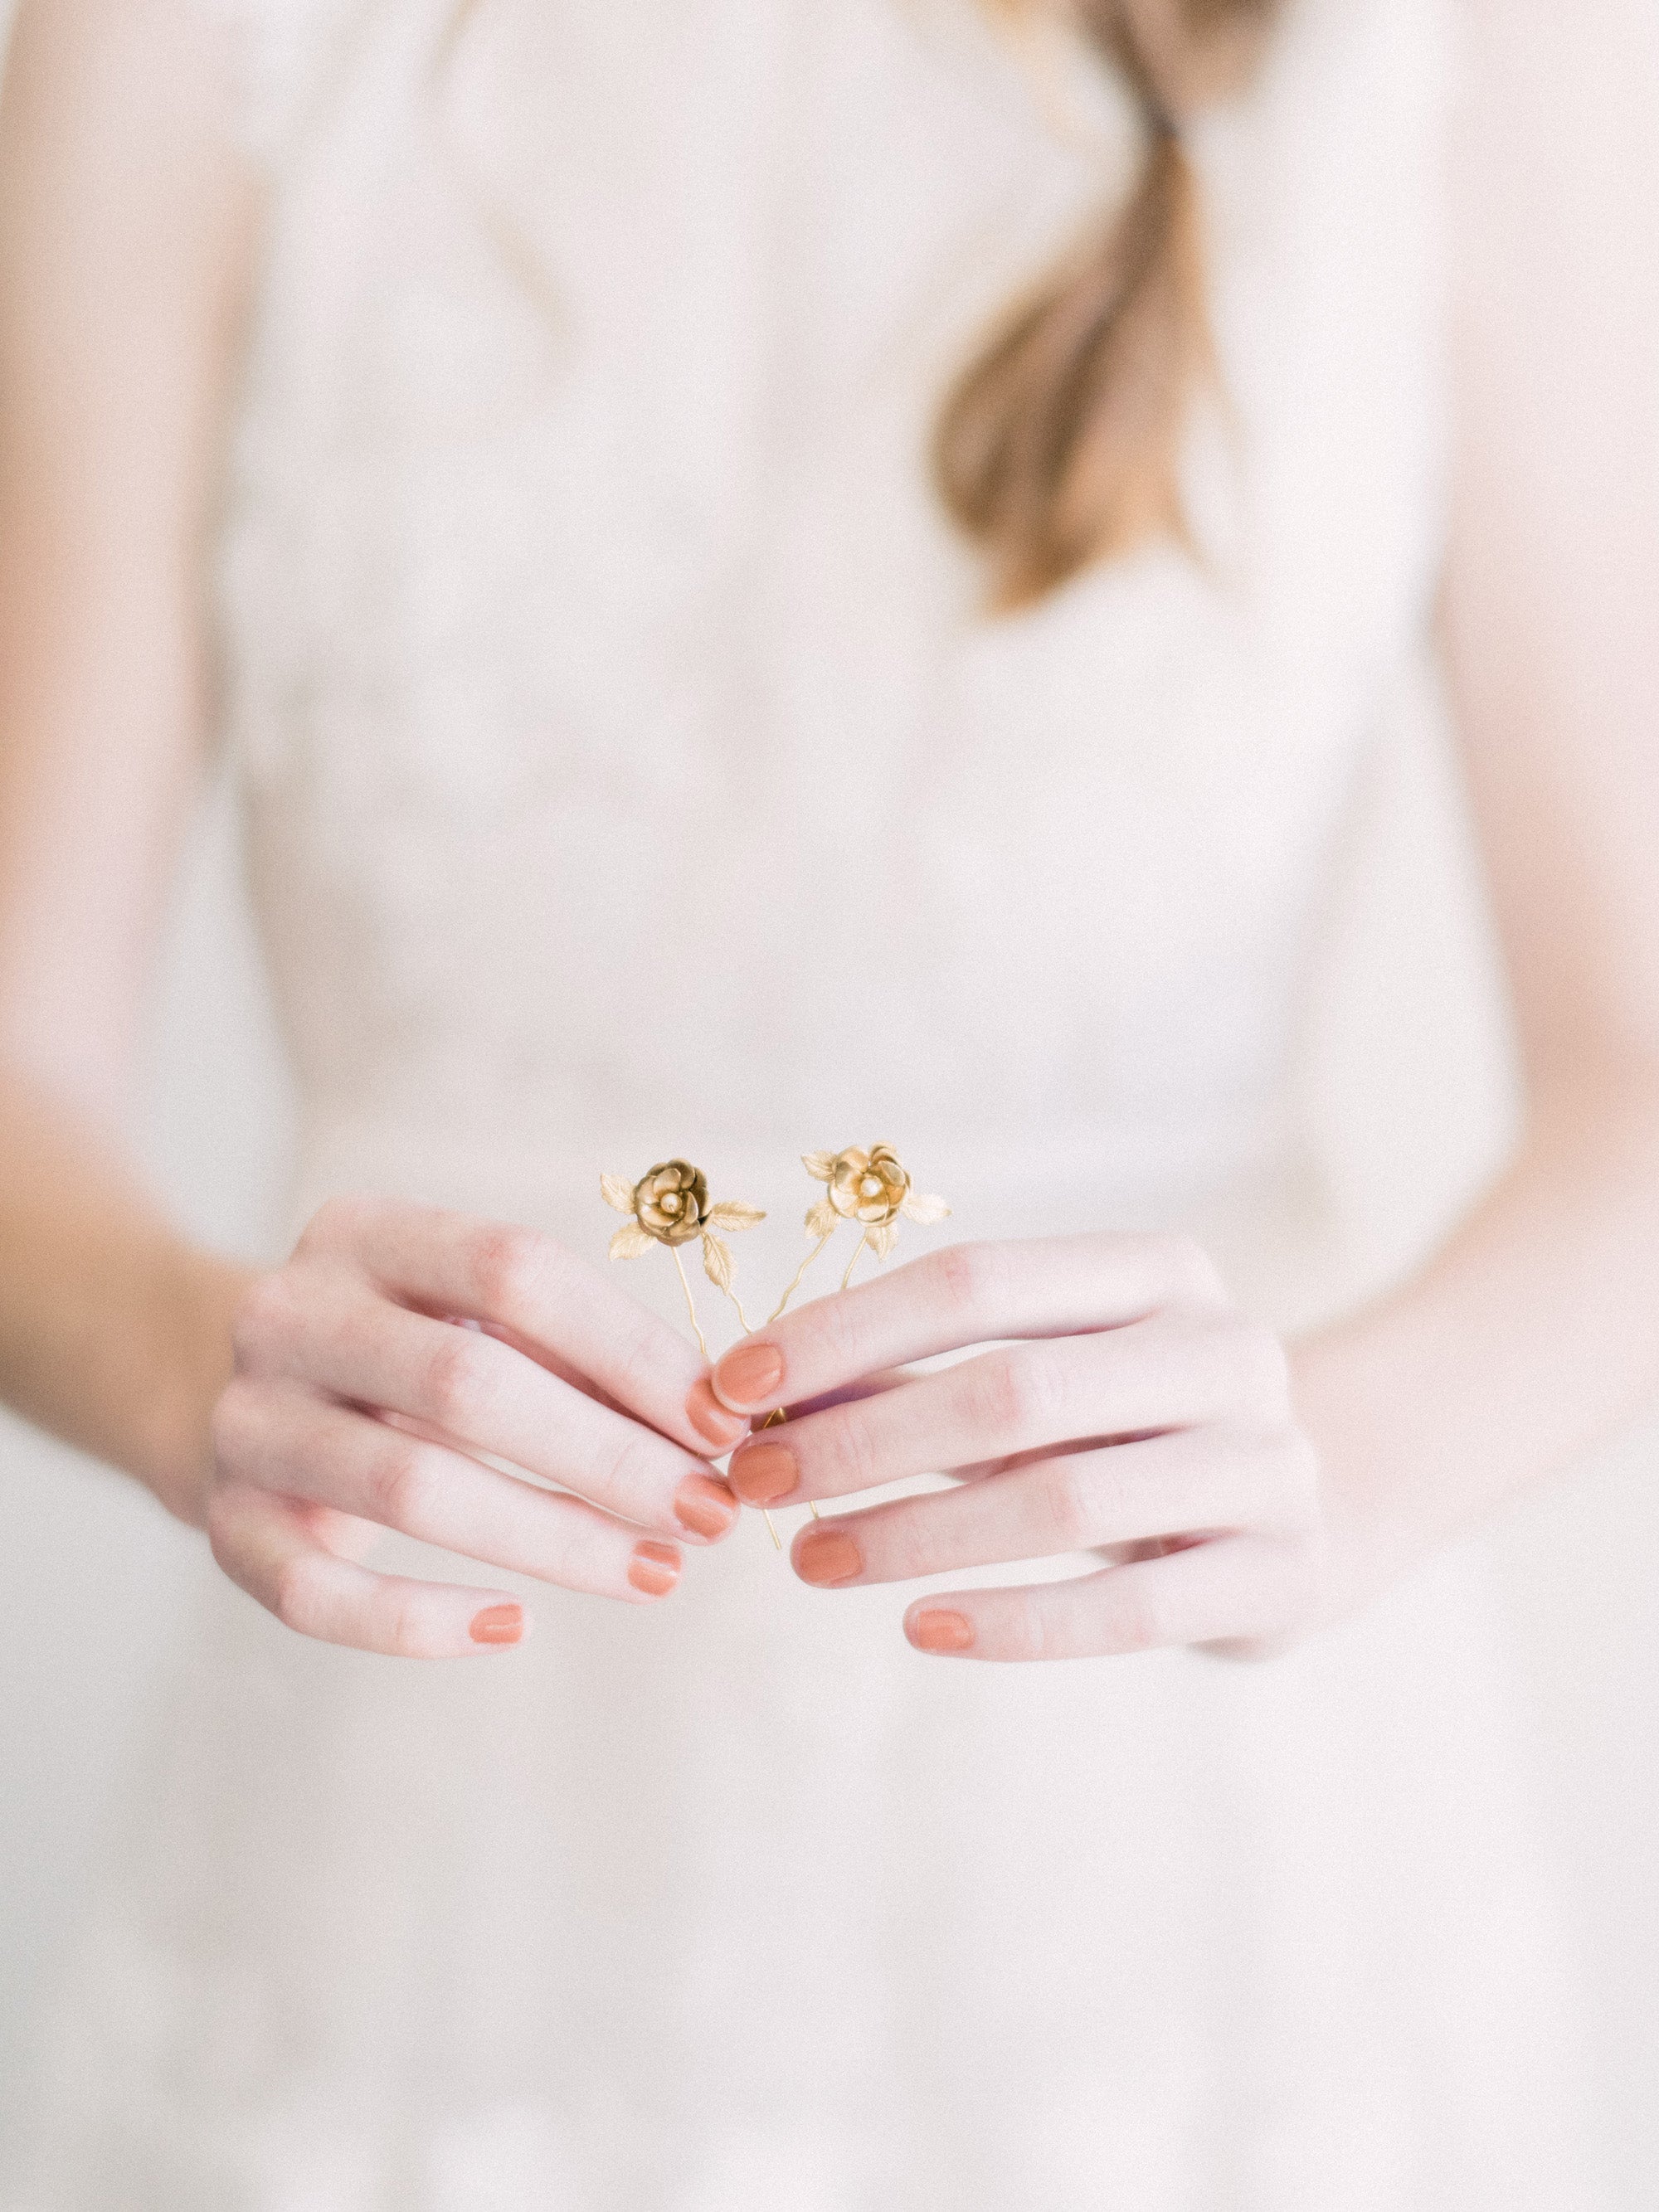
2, 0, 1657, 1660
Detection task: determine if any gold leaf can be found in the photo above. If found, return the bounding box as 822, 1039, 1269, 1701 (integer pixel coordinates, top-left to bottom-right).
900, 1191, 951, 1225
801, 1150, 837, 1182
868, 1221, 898, 1261
601, 1173, 637, 1213
707, 1200, 766, 1232
702, 1232, 736, 1293
609, 1223, 653, 1260
805, 1197, 838, 1238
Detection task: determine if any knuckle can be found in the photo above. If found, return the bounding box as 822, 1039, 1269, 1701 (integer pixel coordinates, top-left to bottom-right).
597, 1423, 661, 1510
609, 1308, 669, 1406
376, 1590, 428, 1660
999, 1601, 1053, 1664
469, 1224, 552, 1316
826, 1404, 880, 1495
1034, 1456, 1095, 1550
363, 1432, 431, 1529
883, 1513, 934, 1583
973, 1345, 1065, 1440
929, 1238, 1003, 1319
420, 1329, 491, 1428
230, 1271, 297, 1368
885, 1500, 956, 1582
1104, 1577, 1164, 1655
808, 1283, 868, 1377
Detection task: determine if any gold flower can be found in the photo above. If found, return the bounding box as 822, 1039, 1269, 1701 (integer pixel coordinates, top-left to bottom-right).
801, 1143, 950, 1260
601, 1164, 765, 1277
634, 1159, 708, 1245
830, 1144, 909, 1224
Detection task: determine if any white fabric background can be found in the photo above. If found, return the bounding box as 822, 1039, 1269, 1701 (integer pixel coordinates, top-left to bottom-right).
0, 0, 1655, 2189
2, 693, 1656, 2191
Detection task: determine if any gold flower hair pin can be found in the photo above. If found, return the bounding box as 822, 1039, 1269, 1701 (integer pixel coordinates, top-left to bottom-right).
771, 1144, 951, 1316
601, 1160, 766, 1350
600, 1145, 950, 1548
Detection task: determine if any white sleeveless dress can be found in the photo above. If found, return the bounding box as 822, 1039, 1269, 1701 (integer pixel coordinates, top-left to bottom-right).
2, 1, 1606, 2205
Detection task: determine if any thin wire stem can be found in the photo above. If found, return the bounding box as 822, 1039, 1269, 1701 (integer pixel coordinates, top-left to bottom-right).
767, 1234, 834, 1325
713, 1283, 757, 1336
839, 1230, 870, 1291
670, 1247, 710, 1361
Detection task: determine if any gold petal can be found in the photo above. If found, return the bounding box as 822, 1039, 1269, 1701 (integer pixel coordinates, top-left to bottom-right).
901, 1192, 951, 1225
801, 1151, 837, 1181
702, 1232, 736, 1293
609, 1223, 654, 1260
707, 1200, 766, 1232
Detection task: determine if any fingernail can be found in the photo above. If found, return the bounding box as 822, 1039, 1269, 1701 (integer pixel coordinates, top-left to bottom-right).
908, 1609, 974, 1655
795, 1527, 863, 1587
727, 1440, 799, 1505
469, 1602, 524, 1646
628, 1539, 683, 1598
685, 1377, 749, 1450
674, 1472, 738, 1540
712, 1340, 785, 1410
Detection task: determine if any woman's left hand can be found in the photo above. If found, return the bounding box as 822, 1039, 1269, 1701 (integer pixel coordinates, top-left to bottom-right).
698, 1234, 1330, 1661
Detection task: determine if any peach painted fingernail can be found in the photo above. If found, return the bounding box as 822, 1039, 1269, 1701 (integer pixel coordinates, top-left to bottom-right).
686, 1378, 749, 1450
674, 1472, 738, 1540
908, 1609, 974, 1655
469, 1603, 524, 1646
628, 1539, 682, 1598
727, 1440, 799, 1505
712, 1340, 785, 1409
795, 1527, 863, 1587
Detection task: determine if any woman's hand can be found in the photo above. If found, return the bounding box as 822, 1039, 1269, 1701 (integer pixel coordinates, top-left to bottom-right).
701, 1234, 1328, 1662
208, 1196, 748, 1657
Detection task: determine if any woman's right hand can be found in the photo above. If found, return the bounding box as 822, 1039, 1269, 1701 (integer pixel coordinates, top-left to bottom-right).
206, 1196, 752, 1657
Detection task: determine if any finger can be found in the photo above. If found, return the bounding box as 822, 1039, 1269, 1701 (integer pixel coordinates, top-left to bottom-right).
727, 1310, 1271, 1509
705, 1232, 1227, 1417
216, 1383, 685, 1603
787, 1427, 1311, 1588
207, 1480, 532, 1659
778, 1365, 915, 1421
302, 1196, 742, 1454
240, 1274, 738, 1544
899, 1534, 1311, 1662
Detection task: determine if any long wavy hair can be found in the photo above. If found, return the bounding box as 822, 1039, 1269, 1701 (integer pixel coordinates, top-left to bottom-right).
939, 0, 1282, 607
437, 0, 1282, 610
